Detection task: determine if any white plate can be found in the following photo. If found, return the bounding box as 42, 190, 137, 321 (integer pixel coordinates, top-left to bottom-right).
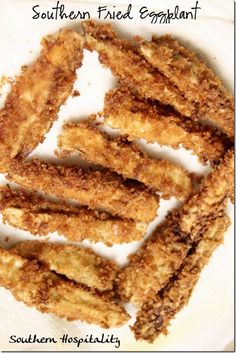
0, 0, 234, 351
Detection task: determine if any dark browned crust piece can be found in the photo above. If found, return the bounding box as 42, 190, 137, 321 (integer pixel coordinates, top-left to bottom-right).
132, 214, 231, 342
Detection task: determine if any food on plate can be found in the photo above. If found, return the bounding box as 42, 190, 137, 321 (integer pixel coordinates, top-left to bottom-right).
0, 186, 146, 246
103, 88, 229, 164
0, 29, 83, 173
11, 241, 119, 292
132, 214, 231, 342
7, 159, 159, 222
0, 247, 129, 327
0, 20, 233, 343
139, 35, 234, 138
117, 150, 233, 306
57, 121, 192, 199
82, 20, 195, 117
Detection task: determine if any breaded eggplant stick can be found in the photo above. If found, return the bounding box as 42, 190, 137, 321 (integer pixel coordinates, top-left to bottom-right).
0, 30, 84, 173
0, 186, 146, 246
82, 20, 195, 117
57, 121, 192, 199
11, 241, 119, 292
7, 159, 159, 222
104, 88, 228, 164
180, 149, 234, 236
0, 247, 129, 327
133, 214, 231, 342
117, 150, 233, 306
139, 35, 234, 138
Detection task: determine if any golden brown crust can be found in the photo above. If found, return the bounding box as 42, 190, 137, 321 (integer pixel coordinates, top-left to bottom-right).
139, 35, 234, 138
0, 186, 147, 246
82, 20, 195, 117
11, 241, 119, 292
180, 149, 234, 235
0, 30, 84, 173
7, 159, 159, 222
58, 121, 192, 199
132, 214, 231, 342
0, 184, 80, 213
117, 211, 188, 306
0, 247, 129, 327
104, 88, 229, 164
117, 150, 233, 306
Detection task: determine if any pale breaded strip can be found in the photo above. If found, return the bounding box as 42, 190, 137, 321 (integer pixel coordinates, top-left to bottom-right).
57, 121, 192, 200
11, 241, 119, 292
82, 20, 195, 117
0, 247, 129, 327
132, 214, 231, 342
0, 186, 146, 246
7, 159, 159, 222
0, 30, 84, 173
1, 208, 146, 247
104, 88, 228, 164
139, 35, 234, 138
117, 150, 233, 306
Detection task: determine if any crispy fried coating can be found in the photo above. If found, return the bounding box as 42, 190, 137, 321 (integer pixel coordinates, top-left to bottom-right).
82, 20, 195, 117
57, 121, 192, 199
132, 214, 231, 342
0, 247, 129, 327
118, 210, 190, 306
7, 159, 159, 222
139, 35, 234, 138
11, 241, 119, 292
0, 30, 84, 173
180, 149, 234, 236
104, 88, 228, 164
0, 186, 146, 246
117, 150, 233, 306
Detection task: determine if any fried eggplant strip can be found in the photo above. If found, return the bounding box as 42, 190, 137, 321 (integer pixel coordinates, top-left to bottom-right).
0, 186, 146, 246
117, 150, 233, 306
57, 121, 192, 199
0, 30, 84, 173
104, 88, 228, 164
7, 159, 159, 222
0, 247, 129, 327
132, 214, 231, 342
82, 20, 195, 117
180, 149, 234, 236
139, 35, 234, 138
11, 241, 119, 292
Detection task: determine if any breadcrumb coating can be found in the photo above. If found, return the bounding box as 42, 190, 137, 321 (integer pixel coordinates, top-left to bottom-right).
11, 241, 119, 292
0, 29, 83, 173
104, 88, 228, 164
7, 159, 159, 222
0, 186, 147, 246
0, 247, 130, 327
82, 20, 195, 117
139, 35, 234, 138
180, 149, 234, 236
117, 150, 233, 306
58, 121, 192, 199
132, 214, 231, 342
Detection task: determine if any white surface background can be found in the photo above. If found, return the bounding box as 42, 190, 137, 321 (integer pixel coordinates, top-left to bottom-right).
0, 0, 234, 351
